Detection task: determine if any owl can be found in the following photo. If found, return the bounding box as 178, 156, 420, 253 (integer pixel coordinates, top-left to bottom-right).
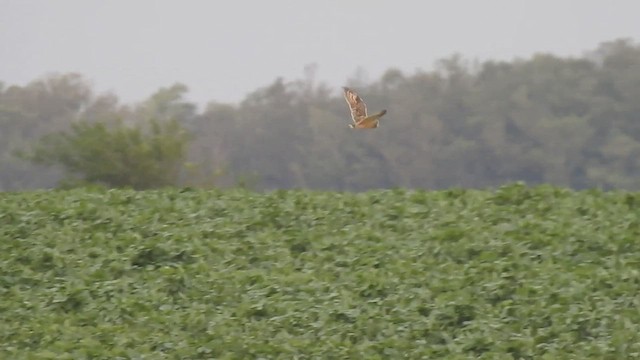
342, 87, 387, 129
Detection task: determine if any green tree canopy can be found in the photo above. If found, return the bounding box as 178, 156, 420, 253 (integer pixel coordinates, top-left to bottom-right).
3, 38, 640, 191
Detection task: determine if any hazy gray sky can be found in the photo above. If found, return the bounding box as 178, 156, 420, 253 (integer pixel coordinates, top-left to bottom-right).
2, 1, 639, 105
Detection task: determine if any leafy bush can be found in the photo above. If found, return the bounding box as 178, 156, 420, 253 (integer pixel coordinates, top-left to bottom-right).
25, 118, 189, 189
1, 184, 639, 358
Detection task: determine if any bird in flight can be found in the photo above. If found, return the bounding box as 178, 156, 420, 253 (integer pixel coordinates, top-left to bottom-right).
342, 87, 387, 129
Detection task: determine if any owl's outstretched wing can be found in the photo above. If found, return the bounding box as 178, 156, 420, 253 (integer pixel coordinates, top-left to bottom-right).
342, 87, 368, 124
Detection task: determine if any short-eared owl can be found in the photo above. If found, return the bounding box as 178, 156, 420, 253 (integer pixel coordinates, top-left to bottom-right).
342, 87, 387, 129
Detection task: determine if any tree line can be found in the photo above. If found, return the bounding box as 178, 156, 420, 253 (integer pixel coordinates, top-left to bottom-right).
1, 38, 639, 191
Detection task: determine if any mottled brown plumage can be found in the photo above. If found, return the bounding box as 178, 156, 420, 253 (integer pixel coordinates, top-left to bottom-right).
342, 87, 387, 129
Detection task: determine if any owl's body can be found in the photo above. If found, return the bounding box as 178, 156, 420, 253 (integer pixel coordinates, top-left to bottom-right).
348, 110, 387, 128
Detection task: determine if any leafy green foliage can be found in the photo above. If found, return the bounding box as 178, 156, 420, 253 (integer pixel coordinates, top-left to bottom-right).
0, 77, 206, 191
2, 184, 640, 358
26, 118, 190, 189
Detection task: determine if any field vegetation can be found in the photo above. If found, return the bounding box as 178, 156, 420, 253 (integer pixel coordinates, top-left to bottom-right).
2, 184, 640, 358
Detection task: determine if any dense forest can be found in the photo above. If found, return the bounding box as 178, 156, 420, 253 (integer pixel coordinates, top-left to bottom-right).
1, 38, 640, 191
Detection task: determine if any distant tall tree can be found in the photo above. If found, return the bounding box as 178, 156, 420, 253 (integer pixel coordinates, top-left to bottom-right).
0, 73, 114, 190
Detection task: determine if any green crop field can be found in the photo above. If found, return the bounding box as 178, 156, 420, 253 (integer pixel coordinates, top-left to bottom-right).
1, 184, 640, 359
